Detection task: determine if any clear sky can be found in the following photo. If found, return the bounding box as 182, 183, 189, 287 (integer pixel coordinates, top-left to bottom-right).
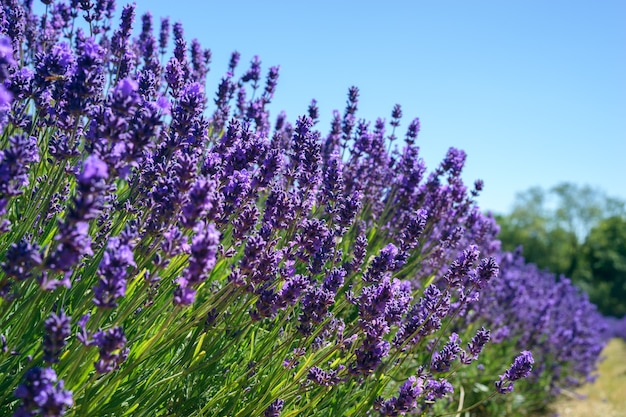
54, 1, 626, 214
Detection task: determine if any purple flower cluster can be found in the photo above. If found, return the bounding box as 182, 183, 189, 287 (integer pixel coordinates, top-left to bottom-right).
173, 221, 220, 305
603, 315, 626, 340
0, 2, 604, 416
495, 351, 534, 393
263, 398, 284, 417
377, 370, 458, 416
0, 35, 15, 115
470, 249, 606, 397
92, 326, 129, 374
13, 367, 73, 417
93, 225, 137, 308
377, 375, 424, 416
43, 310, 71, 363
45, 155, 108, 280
0, 134, 39, 227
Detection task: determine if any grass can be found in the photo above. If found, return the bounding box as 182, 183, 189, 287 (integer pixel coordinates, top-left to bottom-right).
548, 338, 626, 417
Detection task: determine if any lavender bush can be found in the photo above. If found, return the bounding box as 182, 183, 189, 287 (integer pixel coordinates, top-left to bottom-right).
448, 249, 606, 415
0, 1, 603, 416
604, 316, 626, 341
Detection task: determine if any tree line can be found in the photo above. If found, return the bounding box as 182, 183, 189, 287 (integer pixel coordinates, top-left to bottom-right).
495, 183, 626, 317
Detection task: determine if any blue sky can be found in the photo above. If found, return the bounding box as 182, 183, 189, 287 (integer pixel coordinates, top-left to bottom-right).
52, 1, 626, 213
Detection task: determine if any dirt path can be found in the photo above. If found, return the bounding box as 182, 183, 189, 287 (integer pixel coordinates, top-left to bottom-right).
549, 338, 626, 417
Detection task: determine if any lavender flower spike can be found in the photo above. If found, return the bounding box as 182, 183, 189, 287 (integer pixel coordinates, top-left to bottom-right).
495, 350, 534, 394
93, 326, 129, 374
92, 235, 136, 308
13, 367, 73, 417
263, 399, 284, 417
43, 310, 71, 363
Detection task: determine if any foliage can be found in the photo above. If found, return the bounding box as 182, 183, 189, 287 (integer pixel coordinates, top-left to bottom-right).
0, 1, 605, 416
496, 183, 626, 316
580, 216, 626, 317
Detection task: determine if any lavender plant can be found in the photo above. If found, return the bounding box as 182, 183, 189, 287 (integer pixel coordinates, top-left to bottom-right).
0, 1, 603, 416
452, 249, 607, 415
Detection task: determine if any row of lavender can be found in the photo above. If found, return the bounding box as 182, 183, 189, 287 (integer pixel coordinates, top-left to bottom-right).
0, 1, 605, 416
604, 316, 626, 341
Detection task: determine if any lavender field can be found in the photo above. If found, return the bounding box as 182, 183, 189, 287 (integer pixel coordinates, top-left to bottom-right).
0, 1, 613, 416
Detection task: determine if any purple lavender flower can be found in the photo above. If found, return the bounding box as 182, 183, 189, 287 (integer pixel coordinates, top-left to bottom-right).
93, 0, 115, 25
442, 245, 480, 288
110, 3, 135, 58
44, 220, 91, 281
0, 36, 16, 79
13, 367, 73, 417
251, 287, 279, 320
77, 154, 108, 187
240, 55, 261, 87
172, 22, 186, 63
471, 256, 499, 288
231, 202, 259, 241
424, 378, 454, 401
379, 375, 424, 415
460, 327, 490, 364
353, 336, 390, 375
363, 243, 400, 283
399, 209, 428, 251
307, 99, 319, 123
358, 278, 395, 322
473, 250, 603, 395
34, 41, 75, 90
308, 366, 341, 386
298, 284, 336, 335
93, 326, 129, 374
345, 231, 368, 273
262, 65, 280, 102
190, 38, 210, 83
405, 118, 420, 144
65, 36, 105, 114
158, 17, 169, 54
0, 134, 40, 203
394, 285, 450, 349
390, 104, 402, 128
222, 169, 252, 208
8, 67, 34, 101
43, 310, 71, 363
263, 399, 284, 417
321, 151, 343, 204
495, 351, 534, 394
441, 147, 466, 177
92, 233, 136, 308
173, 221, 220, 306
1, 239, 42, 282
211, 75, 235, 131
170, 82, 206, 139
0, 84, 12, 111
430, 333, 462, 373
4, 4, 26, 51
0, 35, 15, 110
277, 274, 309, 308
46, 155, 108, 275
181, 176, 217, 228
228, 51, 240, 75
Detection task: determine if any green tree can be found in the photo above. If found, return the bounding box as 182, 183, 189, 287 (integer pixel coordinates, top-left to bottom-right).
496, 183, 626, 316
579, 216, 626, 317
